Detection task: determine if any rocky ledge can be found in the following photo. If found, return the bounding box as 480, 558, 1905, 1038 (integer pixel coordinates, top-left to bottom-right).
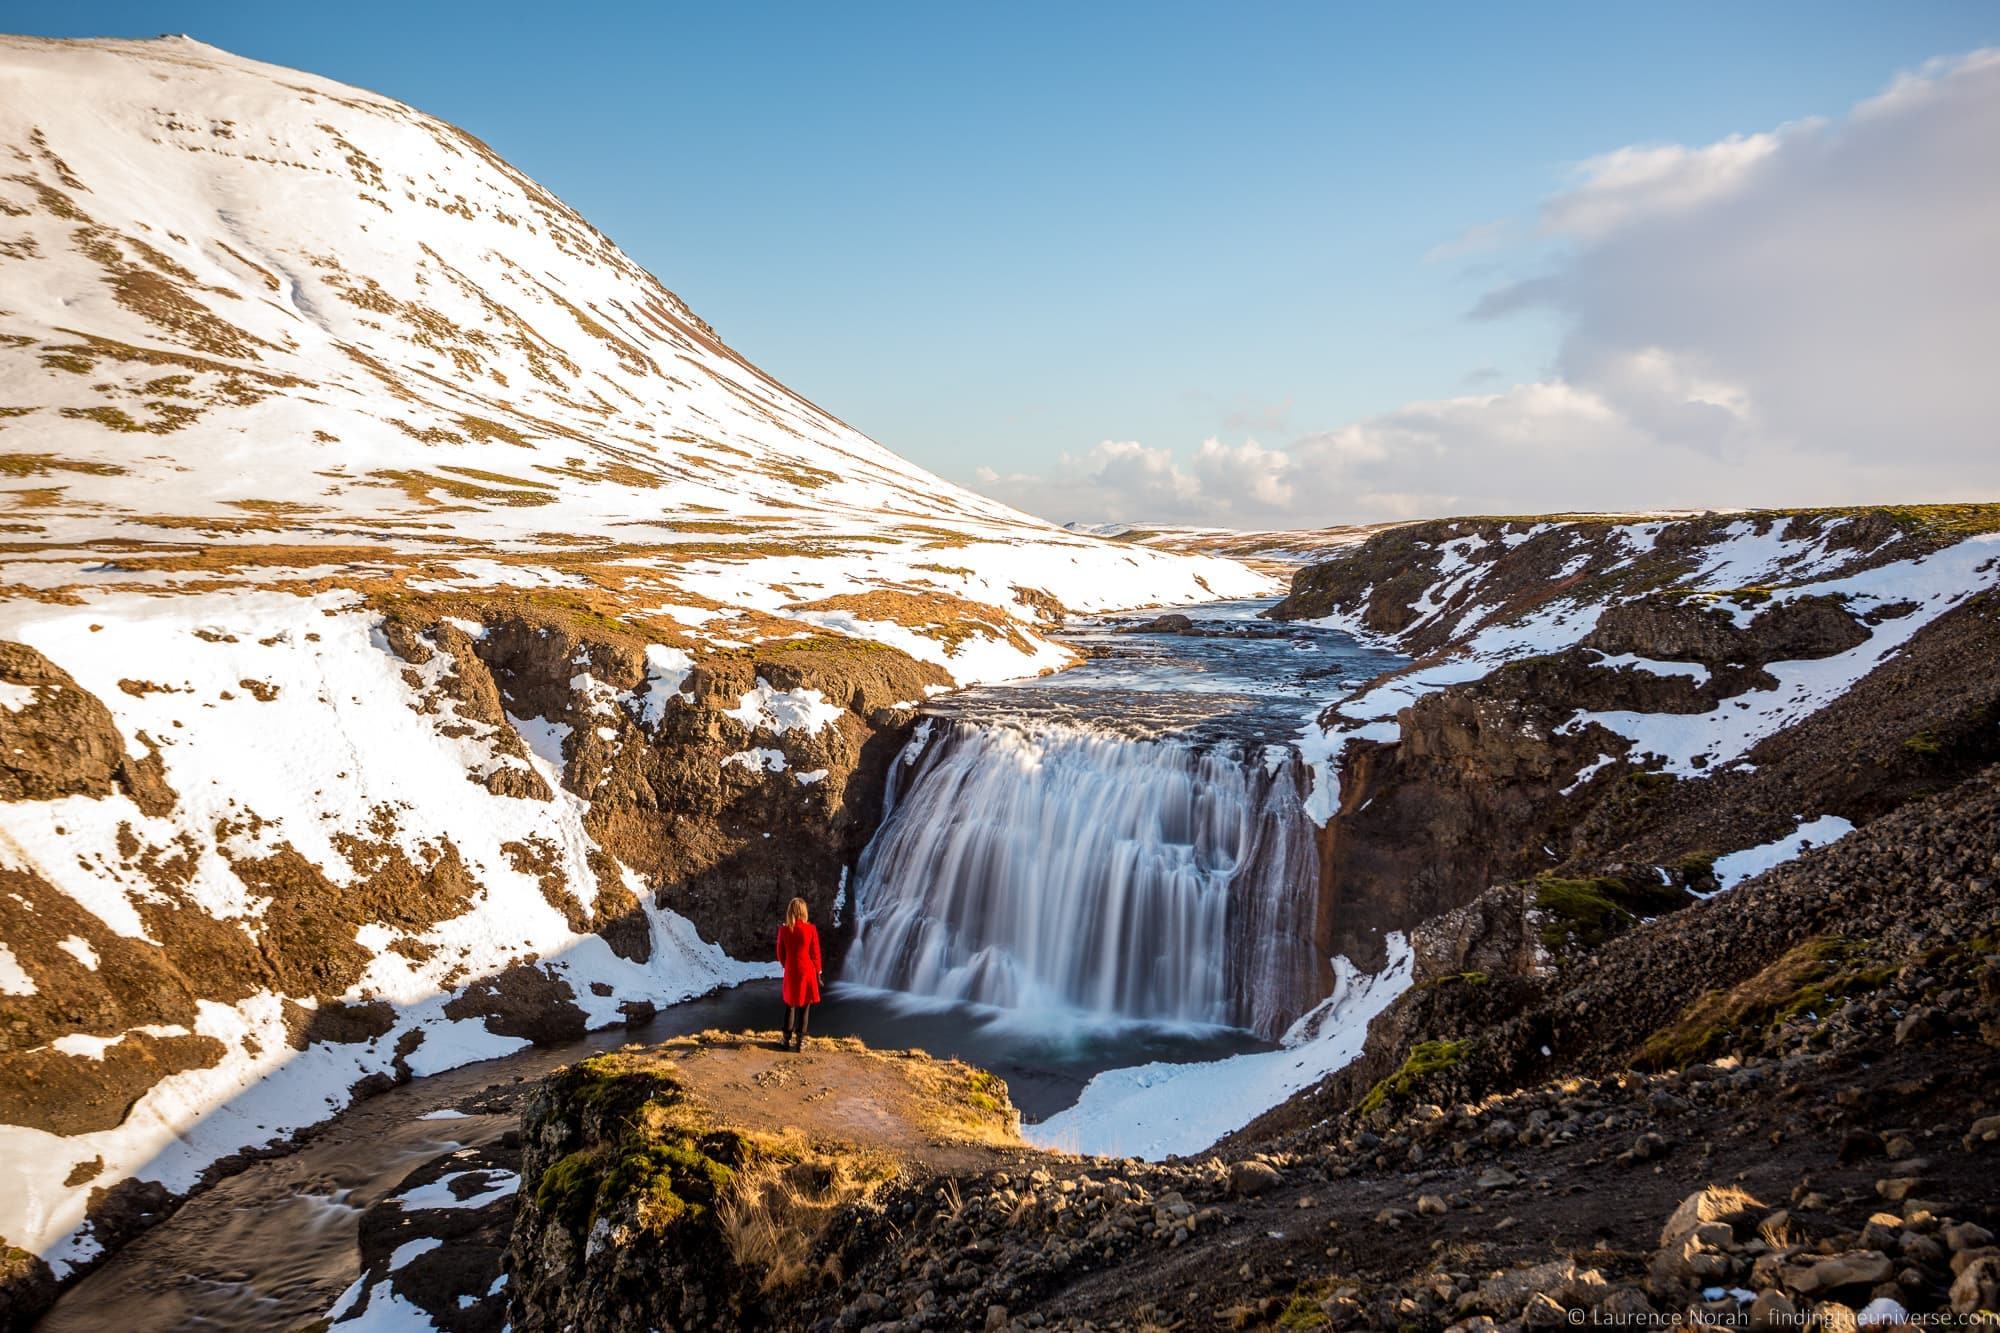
504, 1033, 1027, 1331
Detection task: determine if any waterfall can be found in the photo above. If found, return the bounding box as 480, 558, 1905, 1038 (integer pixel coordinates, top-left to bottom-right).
845, 719, 1323, 1039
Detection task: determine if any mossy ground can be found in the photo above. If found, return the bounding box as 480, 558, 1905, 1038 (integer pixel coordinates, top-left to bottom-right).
1639, 936, 1898, 1069
531, 1053, 745, 1234
526, 1035, 1022, 1293
1532, 872, 1690, 952
1359, 1038, 1473, 1116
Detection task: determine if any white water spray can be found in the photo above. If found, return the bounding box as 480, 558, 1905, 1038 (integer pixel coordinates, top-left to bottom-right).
846, 720, 1323, 1039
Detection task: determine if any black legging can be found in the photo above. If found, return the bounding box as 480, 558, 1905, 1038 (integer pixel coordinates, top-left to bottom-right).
785, 1005, 812, 1039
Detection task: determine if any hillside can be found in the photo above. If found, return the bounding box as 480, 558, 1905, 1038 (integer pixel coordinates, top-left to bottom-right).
1270, 507, 2000, 956
0, 33, 1268, 1299
1065, 520, 1399, 575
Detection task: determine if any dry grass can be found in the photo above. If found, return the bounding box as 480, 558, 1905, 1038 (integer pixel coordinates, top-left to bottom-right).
717, 1134, 899, 1291
369, 468, 558, 508
0, 453, 126, 478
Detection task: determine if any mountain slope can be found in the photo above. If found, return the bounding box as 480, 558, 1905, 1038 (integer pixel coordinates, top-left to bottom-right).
0, 33, 1264, 661
0, 33, 1268, 1299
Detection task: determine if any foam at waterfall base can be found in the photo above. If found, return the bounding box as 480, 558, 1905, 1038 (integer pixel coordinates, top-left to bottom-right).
828, 980, 1271, 1055
1023, 936, 1414, 1160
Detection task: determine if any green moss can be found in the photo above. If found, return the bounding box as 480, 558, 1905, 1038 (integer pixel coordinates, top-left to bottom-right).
1903, 730, 1943, 757
1532, 872, 1688, 951
1640, 935, 1897, 1068
1359, 1039, 1472, 1115
598, 1138, 735, 1227
529, 1053, 743, 1234
534, 1148, 608, 1227
1863, 502, 2000, 536
1278, 1281, 1334, 1328
1674, 851, 1718, 878
1419, 970, 1490, 990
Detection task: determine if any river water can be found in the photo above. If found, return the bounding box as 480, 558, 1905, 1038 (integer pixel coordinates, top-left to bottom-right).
39, 598, 1400, 1329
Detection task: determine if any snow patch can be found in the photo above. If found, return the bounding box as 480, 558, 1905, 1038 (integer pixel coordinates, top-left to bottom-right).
722, 747, 788, 774
1707, 815, 1857, 895
724, 677, 842, 736
395, 1169, 519, 1212
0, 944, 33, 996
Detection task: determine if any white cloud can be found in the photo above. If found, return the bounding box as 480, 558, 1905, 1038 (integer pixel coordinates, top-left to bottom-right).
972, 49, 2000, 526
1539, 131, 1790, 240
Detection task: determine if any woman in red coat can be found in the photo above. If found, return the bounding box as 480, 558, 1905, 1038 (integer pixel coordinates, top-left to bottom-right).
776, 896, 822, 1051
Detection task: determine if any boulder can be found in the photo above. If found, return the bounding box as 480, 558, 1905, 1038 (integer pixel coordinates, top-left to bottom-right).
1952, 1256, 2000, 1315
1661, 1186, 1762, 1249
1227, 1159, 1282, 1197
1779, 1251, 1893, 1297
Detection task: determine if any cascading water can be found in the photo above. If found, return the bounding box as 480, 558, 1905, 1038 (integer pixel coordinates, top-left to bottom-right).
845, 718, 1324, 1039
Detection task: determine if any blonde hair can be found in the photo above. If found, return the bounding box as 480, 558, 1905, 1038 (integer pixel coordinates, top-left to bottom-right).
786, 897, 809, 925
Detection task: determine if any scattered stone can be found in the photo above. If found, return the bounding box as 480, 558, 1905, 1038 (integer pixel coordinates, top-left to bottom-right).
1894, 1007, 1944, 1045
1599, 1288, 1656, 1319
1417, 1194, 1448, 1216
1945, 1222, 1995, 1253
1749, 1290, 1797, 1327
1522, 1292, 1568, 1327
1478, 1259, 1608, 1313
1627, 1131, 1670, 1162
1476, 1166, 1521, 1192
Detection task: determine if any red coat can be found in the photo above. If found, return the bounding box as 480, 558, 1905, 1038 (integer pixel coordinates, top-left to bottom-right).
777, 921, 822, 1006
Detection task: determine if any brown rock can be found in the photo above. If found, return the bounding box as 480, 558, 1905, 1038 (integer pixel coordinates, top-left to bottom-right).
1952, 1256, 2000, 1314
1227, 1159, 1282, 1197
1661, 1185, 1762, 1248
1780, 1251, 1894, 1297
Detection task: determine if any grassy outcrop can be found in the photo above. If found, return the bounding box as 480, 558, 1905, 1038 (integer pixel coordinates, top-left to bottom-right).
1358, 1038, 1474, 1115
1531, 872, 1692, 953
508, 1033, 1021, 1329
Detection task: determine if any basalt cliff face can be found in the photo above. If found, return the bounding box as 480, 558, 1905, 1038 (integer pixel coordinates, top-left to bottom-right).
0, 34, 1270, 1305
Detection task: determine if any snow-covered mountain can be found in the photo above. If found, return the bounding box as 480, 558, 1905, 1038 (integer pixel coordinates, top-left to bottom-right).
0, 34, 1264, 671
0, 34, 1270, 1289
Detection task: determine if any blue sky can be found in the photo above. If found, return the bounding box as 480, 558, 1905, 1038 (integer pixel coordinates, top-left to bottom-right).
10, 2, 2000, 522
